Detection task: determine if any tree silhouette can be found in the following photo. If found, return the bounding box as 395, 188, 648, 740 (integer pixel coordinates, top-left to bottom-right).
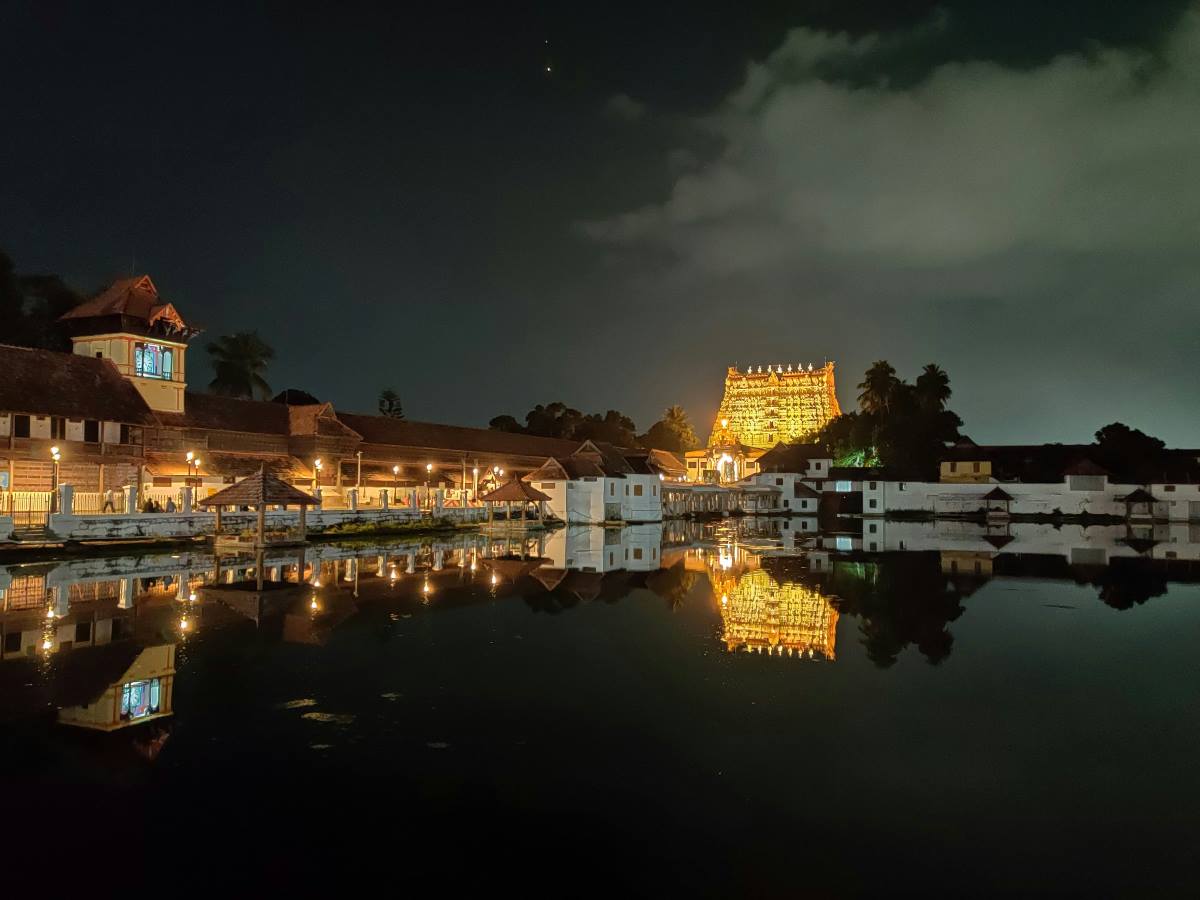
857, 361, 901, 414
915, 363, 952, 412
206, 332, 274, 399
641, 405, 700, 452
378, 388, 404, 419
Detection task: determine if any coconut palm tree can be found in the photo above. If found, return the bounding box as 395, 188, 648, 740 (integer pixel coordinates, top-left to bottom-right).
857, 360, 900, 415
207, 332, 274, 399
914, 364, 952, 412
663, 404, 699, 450
378, 388, 405, 419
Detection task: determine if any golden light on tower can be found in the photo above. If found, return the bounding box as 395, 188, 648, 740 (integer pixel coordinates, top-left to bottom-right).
709, 362, 841, 449
714, 568, 839, 659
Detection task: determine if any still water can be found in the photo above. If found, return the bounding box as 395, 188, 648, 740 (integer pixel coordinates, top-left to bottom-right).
2, 519, 1198, 895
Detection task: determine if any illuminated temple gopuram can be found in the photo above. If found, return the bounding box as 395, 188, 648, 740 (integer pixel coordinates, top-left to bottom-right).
686, 363, 841, 483
713, 567, 839, 659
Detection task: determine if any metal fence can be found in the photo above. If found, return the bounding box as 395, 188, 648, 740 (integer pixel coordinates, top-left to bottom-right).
0, 491, 53, 527
73, 491, 129, 515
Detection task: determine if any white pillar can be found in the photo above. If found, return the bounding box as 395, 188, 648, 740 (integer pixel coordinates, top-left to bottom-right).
435, 489, 444, 514
124, 484, 138, 515
347, 488, 359, 512
118, 577, 135, 609
57, 483, 74, 516
181, 485, 194, 514
409, 489, 418, 512
380, 489, 389, 511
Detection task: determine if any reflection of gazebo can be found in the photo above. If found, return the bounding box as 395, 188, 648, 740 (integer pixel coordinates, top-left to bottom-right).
1116, 488, 1157, 520
982, 486, 1013, 517
198, 468, 318, 549
479, 478, 551, 527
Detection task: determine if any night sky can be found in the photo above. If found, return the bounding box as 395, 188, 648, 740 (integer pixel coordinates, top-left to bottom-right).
3, 1, 1197, 443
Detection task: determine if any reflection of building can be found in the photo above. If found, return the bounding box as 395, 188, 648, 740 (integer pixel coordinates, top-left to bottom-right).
715, 568, 838, 659
58, 644, 176, 731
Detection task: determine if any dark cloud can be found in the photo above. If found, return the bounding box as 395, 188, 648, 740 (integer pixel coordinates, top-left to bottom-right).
583, 7, 1200, 444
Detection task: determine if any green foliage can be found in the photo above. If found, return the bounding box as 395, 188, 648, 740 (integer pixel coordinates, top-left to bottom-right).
0, 249, 82, 351
489, 401, 640, 446
640, 405, 700, 453
1093, 421, 1165, 472
207, 331, 275, 400
378, 388, 405, 419
826, 554, 970, 667
818, 360, 962, 479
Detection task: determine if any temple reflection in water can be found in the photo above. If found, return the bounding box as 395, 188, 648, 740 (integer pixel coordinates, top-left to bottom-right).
7, 516, 1200, 732
694, 536, 839, 659
716, 568, 838, 659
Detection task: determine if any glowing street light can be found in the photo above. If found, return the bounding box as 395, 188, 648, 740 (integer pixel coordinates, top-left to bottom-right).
392, 464, 400, 500
50, 445, 61, 512
312, 458, 323, 493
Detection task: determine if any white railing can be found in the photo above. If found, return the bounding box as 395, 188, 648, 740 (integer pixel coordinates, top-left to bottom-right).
73, 491, 129, 515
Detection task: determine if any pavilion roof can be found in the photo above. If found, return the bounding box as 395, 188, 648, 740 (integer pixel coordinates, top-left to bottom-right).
479, 478, 552, 503
1117, 488, 1158, 504
197, 469, 318, 507
982, 486, 1014, 501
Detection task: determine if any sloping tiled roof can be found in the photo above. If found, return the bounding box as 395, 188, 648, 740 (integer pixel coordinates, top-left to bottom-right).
1063, 458, 1109, 477
60, 275, 192, 333
146, 451, 307, 479
287, 403, 362, 439
336, 413, 580, 459
197, 470, 318, 507
0, 344, 156, 425
479, 478, 552, 503
525, 457, 608, 481
574, 440, 634, 476
1117, 488, 1158, 504
156, 393, 291, 434
756, 442, 832, 472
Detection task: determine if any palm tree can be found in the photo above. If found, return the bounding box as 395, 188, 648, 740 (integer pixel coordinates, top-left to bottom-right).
857, 360, 900, 415
378, 388, 404, 419
207, 332, 274, 399
915, 364, 951, 412
663, 404, 699, 450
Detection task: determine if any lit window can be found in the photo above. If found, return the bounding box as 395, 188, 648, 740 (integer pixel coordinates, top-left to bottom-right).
120, 678, 162, 720
836, 481, 852, 492
135, 343, 173, 380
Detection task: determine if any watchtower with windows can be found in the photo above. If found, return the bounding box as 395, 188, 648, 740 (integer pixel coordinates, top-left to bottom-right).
59, 275, 200, 413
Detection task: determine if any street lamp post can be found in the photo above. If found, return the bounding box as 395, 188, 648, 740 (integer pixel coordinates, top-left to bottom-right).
313, 458, 323, 495
392, 465, 400, 503
50, 446, 61, 513
425, 463, 433, 509
355, 451, 363, 490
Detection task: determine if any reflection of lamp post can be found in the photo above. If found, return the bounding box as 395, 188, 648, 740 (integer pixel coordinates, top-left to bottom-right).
50, 445, 61, 512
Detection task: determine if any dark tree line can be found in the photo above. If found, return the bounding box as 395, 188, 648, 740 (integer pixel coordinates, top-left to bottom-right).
490, 402, 700, 452
0, 250, 82, 351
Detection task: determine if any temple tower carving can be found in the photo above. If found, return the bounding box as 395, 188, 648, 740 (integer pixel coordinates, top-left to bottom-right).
708, 362, 841, 449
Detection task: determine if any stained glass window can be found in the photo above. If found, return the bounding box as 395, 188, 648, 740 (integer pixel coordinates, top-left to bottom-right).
120, 678, 161, 720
